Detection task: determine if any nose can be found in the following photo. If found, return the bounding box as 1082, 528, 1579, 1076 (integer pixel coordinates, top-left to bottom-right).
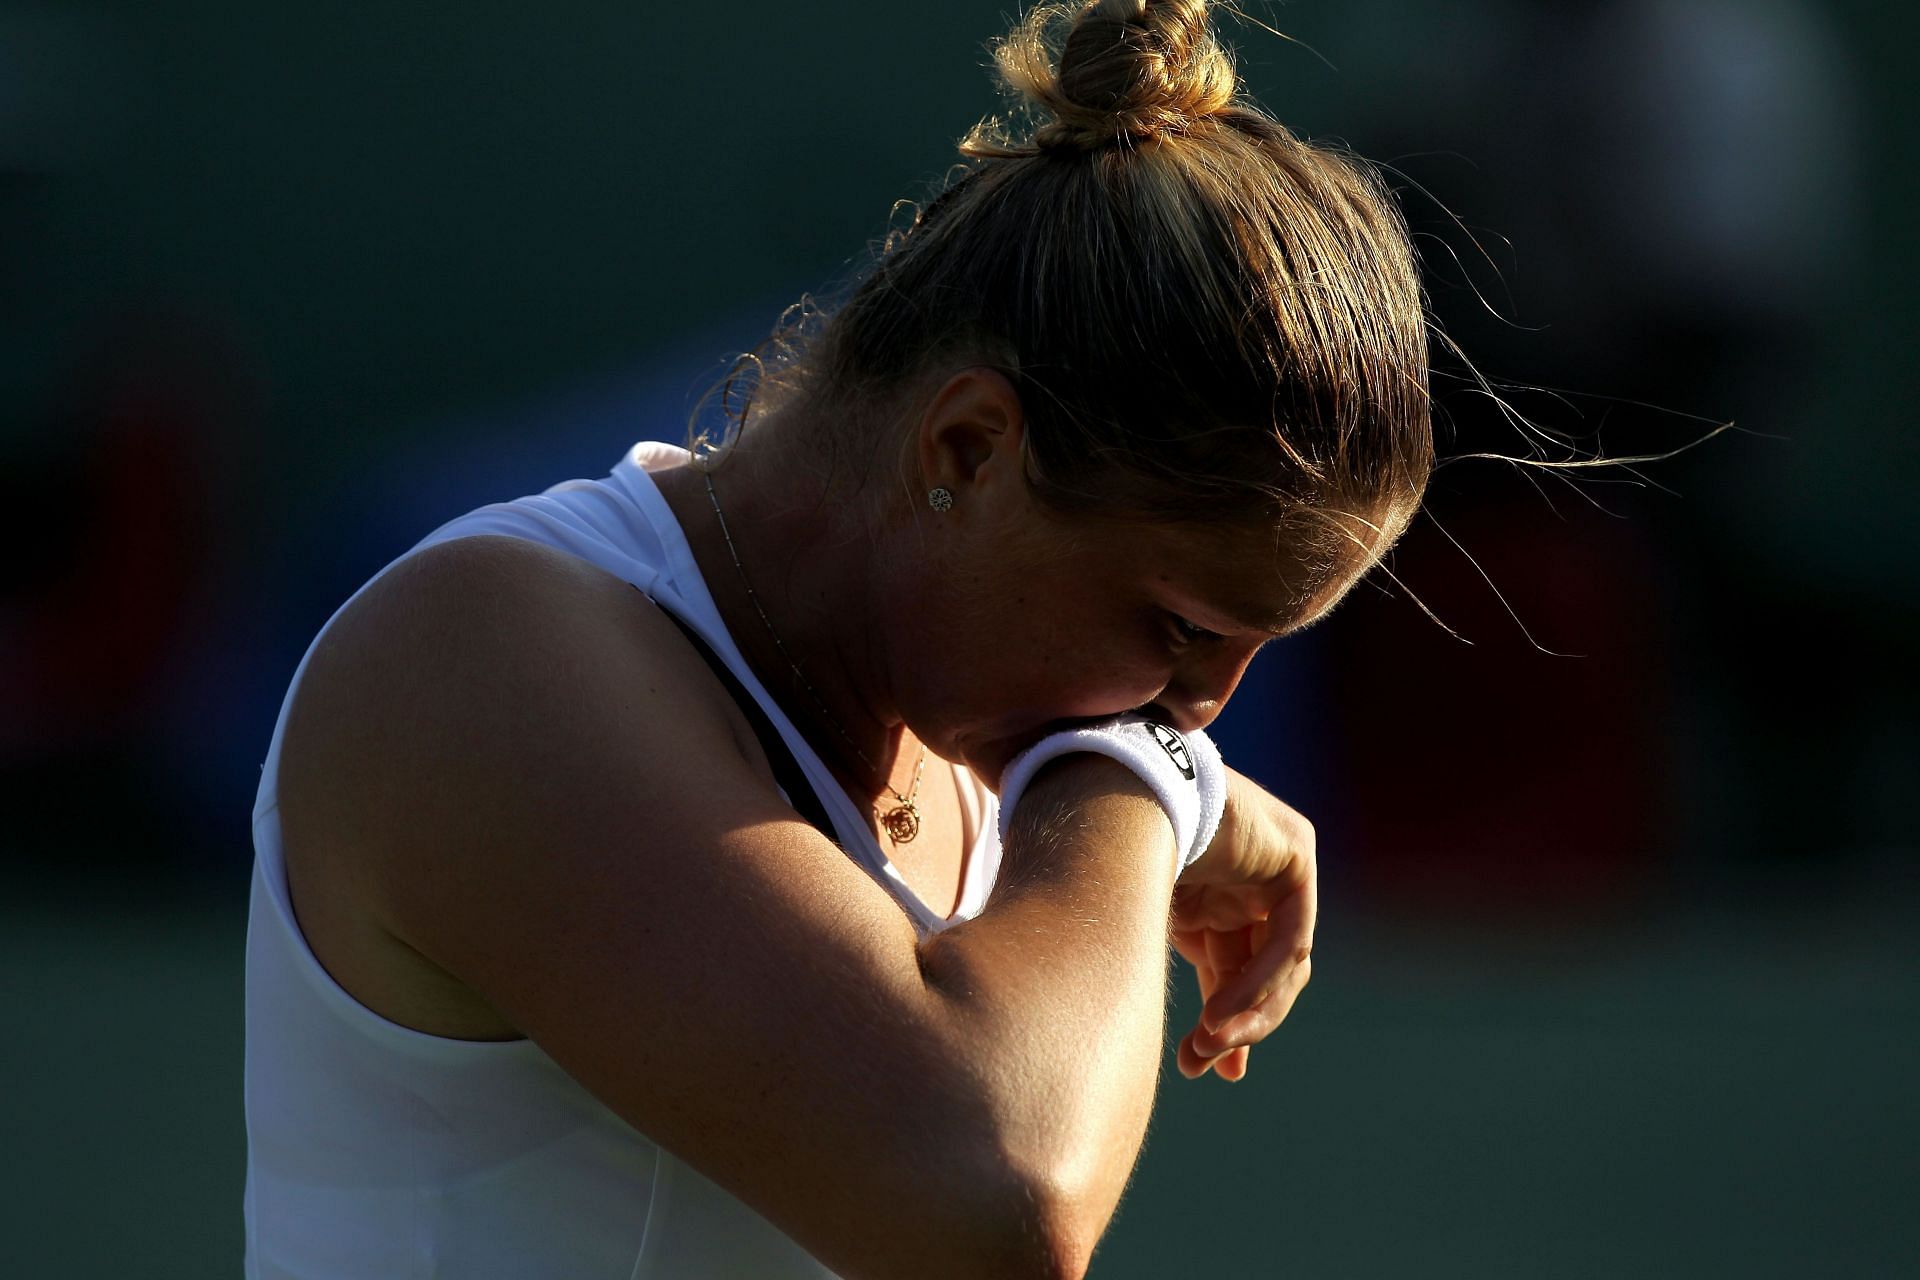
1148, 642, 1262, 734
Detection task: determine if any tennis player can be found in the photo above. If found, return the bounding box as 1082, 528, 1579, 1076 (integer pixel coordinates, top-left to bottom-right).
243, 2, 1431, 1275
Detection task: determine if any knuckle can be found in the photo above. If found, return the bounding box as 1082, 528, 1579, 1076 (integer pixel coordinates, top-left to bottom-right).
1252, 958, 1311, 1012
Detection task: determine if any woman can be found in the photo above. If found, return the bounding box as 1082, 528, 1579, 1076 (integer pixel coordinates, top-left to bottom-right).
244, 1, 1430, 1276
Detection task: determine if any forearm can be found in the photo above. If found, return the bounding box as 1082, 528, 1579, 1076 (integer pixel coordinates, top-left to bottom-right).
915, 755, 1179, 1261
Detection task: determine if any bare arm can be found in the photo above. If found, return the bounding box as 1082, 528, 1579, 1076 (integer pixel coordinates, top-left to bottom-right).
297, 535, 1178, 1280
917, 756, 1179, 1269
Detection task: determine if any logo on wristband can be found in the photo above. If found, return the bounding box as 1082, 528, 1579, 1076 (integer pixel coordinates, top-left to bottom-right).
1146, 723, 1195, 780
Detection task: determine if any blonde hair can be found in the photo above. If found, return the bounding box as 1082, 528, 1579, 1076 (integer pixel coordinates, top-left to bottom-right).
706, 0, 1432, 574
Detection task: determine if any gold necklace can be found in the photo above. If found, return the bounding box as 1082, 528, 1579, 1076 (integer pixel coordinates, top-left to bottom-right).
698, 452, 927, 843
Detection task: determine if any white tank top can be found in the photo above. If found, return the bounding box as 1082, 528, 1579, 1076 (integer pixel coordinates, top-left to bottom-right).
243, 439, 1003, 1278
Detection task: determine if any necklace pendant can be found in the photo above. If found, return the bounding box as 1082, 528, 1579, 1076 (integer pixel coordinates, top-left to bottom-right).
880, 802, 921, 844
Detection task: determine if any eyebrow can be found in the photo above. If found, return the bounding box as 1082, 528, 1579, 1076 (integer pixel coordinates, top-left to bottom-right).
1164, 579, 1297, 638
1239, 613, 1292, 638
1198, 599, 1293, 638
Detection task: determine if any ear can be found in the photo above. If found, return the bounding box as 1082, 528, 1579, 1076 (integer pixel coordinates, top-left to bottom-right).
912, 367, 1027, 506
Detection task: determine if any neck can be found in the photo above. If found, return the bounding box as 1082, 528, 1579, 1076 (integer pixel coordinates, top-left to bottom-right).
653, 418, 918, 808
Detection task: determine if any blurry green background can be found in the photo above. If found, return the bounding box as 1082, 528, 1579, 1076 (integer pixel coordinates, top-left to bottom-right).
5, 1, 1916, 1275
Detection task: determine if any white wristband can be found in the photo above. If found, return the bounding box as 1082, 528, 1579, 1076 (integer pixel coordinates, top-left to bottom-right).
995, 713, 1226, 876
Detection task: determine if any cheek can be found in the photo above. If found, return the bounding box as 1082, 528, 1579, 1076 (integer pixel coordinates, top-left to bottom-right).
974, 617, 1169, 720
894, 549, 1166, 722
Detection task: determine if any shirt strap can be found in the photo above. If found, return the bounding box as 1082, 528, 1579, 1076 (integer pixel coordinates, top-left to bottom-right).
637, 585, 840, 842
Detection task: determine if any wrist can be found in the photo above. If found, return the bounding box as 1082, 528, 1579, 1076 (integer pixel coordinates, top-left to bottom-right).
1179, 766, 1244, 883
1026, 752, 1158, 803
995, 714, 1226, 877
1016, 753, 1172, 835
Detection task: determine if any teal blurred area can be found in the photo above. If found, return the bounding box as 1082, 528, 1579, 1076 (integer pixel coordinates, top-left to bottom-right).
9, 876, 1916, 1274
5, 0, 1917, 1274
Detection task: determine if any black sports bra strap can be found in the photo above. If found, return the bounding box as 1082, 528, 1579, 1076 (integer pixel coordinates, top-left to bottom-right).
636, 585, 839, 842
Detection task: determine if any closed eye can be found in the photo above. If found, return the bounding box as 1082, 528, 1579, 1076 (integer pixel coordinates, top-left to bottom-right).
1166, 613, 1222, 649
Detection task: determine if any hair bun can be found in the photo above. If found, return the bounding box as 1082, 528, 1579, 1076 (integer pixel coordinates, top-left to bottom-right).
981, 0, 1240, 154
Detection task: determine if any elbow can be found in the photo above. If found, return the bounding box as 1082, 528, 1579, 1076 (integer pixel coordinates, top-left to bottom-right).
848, 1093, 1096, 1280
962, 1073, 1133, 1279
898, 1111, 1096, 1280
911, 947, 1139, 1278
1021, 1179, 1101, 1280
953, 1171, 1097, 1280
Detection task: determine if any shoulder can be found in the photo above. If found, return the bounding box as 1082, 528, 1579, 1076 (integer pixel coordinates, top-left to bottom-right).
276, 532, 774, 1031
318, 532, 694, 690
297, 532, 764, 795
285, 530, 782, 871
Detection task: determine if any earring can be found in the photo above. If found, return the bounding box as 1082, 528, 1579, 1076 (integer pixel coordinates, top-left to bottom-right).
928, 487, 954, 513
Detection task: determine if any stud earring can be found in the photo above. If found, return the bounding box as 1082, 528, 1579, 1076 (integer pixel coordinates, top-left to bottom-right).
928, 487, 954, 513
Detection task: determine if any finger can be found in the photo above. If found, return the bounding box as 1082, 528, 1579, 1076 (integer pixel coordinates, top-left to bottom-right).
1172, 949, 1213, 1079
1192, 968, 1300, 1057
1190, 928, 1255, 1053
1176, 957, 1221, 1079
1177, 883, 1275, 932
1178, 1026, 1249, 1081
1204, 925, 1255, 984
1177, 953, 1228, 1080
1192, 932, 1265, 1059
1176, 1025, 1241, 1080
1177, 1025, 1224, 1078
1187, 953, 1217, 1002
1170, 927, 1211, 971
1202, 932, 1311, 1038
1176, 1027, 1207, 1078
1177, 957, 1237, 1081
1203, 955, 1313, 1053
1179, 937, 1274, 1075
1201, 873, 1315, 1034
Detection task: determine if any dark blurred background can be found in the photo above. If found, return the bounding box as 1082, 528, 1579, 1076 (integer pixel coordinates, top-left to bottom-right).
5, 1, 1915, 1274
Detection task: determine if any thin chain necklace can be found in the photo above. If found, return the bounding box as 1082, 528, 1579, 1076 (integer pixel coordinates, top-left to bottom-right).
697, 453, 927, 844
